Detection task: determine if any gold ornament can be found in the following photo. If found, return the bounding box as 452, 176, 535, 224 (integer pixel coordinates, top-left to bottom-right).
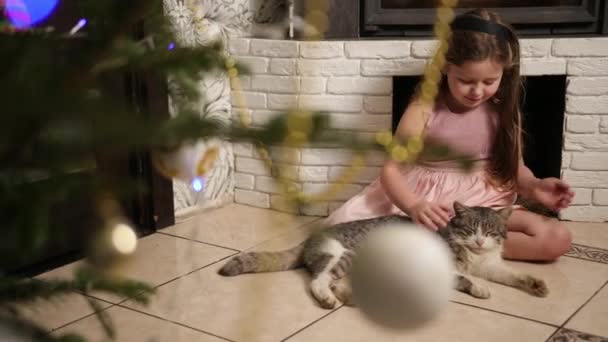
375, 131, 393, 146
152, 139, 220, 184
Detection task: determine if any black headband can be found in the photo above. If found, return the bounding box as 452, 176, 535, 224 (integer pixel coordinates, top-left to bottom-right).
450, 16, 512, 41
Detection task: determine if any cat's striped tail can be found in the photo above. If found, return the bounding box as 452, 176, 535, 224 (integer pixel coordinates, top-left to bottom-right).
218, 243, 305, 276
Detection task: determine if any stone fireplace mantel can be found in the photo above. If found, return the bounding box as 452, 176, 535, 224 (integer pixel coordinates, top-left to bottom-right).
227, 36, 608, 222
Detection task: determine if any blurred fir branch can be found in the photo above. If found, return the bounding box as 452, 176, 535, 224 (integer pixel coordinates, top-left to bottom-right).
0, 268, 154, 305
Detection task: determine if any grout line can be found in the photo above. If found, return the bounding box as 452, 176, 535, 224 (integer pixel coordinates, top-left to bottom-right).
114, 252, 239, 307
449, 300, 560, 328
558, 279, 608, 330
110, 305, 235, 342
46, 302, 117, 335
78, 252, 240, 306
281, 305, 344, 341
156, 231, 242, 252
236, 218, 323, 254
543, 327, 562, 342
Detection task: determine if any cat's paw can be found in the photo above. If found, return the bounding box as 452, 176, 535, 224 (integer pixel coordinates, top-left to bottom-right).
311, 282, 340, 309
331, 278, 355, 307
470, 284, 491, 299
520, 276, 549, 297
317, 295, 339, 309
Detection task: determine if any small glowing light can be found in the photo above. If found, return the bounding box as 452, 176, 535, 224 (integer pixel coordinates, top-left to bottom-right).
111, 223, 137, 255
69, 18, 87, 35
6, 0, 59, 29
192, 177, 205, 192
167, 42, 176, 50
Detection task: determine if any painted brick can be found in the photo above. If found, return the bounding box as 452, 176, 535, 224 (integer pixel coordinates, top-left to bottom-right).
235, 189, 270, 208
566, 115, 599, 133
567, 95, 608, 114
571, 152, 608, 170
327, 77, 392, 95
565, 134, 608, 151
269, 58, 297, 75
300, 41, 344, 58
299, 95, 362, 112
361, 59, 426, 76
521, 59, 566, 75
251, 75, 299, 93
567, 77, 608, 96
345, 41, 410, 59
552, 38, 608, 57
234, 173, 255, 190
251, 39, 298, 57
297, 59, 360, 76
568, 59, 608, 76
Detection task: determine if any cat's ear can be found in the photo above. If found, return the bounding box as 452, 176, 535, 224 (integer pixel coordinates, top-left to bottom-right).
453, 201, 469, 216
496, 206, 513, 221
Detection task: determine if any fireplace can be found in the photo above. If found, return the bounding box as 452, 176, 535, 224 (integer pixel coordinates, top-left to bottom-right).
312, 1, 608, 38
362, 0, 608, 36
392, 76, 567, 179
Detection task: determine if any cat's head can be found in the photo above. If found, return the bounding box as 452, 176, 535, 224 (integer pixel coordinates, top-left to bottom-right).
446, 201, 512, 254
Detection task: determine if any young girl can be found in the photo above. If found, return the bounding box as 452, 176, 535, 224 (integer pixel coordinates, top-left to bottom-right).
325, 9, 574, 262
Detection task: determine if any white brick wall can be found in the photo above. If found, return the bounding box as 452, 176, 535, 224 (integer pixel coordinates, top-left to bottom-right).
228, 37, 608, 222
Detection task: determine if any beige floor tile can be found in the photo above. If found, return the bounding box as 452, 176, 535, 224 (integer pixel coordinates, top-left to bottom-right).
53, 305, 225, 342
566, 283, 608, 337
288, 303, 556, 342
17, 293, 112, 332
567, 222, 608, 249
162, 203, 318, 251
122, 264, 329, 342
451, 257, 608, 325
121, 225, 331, 342
38, 233, 235, 303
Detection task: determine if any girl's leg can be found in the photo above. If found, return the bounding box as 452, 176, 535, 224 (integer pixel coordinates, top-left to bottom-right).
503, 210, 572, 261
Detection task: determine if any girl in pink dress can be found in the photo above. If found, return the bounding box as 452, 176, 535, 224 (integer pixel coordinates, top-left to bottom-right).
326, 9, 574, 261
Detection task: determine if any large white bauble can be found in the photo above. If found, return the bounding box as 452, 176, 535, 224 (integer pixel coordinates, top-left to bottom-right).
351, 222, 454, 330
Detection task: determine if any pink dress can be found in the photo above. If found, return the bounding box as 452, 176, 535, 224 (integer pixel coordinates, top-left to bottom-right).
325, 100, 517, 226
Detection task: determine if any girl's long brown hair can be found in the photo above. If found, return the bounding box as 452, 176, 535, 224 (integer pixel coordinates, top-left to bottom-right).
444, 9, 523, 190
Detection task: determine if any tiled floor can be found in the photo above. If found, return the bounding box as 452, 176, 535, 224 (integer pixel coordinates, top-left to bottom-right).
23, 204, 608, 342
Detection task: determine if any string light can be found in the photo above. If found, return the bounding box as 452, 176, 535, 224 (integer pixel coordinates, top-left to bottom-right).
69, 18, 87, 35
191, 177, 205, 192
111, 222, 138, 255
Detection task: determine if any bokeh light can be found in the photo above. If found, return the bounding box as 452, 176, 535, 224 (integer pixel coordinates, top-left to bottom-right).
192, 177, 205, 192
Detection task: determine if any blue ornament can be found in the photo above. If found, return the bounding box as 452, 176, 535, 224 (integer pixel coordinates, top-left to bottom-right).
6, 0, 59, 29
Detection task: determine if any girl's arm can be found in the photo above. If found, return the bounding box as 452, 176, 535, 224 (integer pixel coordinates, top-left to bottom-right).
380, 100, 451, 231
516, 158, 574, 210
516, 158, 540, 199
380, 100, 430, 212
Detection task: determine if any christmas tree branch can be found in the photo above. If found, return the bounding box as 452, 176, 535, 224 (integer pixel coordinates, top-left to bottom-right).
0, 311, 85, 342
0, 269, 154, 305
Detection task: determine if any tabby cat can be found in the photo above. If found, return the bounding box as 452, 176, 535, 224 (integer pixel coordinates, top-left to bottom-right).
218, 202, 549, 309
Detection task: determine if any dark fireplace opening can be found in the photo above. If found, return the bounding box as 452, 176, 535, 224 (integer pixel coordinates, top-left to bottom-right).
392, 75, 566, 180
314, 1, 608, 38
362, 0, 608, 37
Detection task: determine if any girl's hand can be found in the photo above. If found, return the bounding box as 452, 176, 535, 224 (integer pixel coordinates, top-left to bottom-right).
531, 177, 575, 212
406, 200, 451, 231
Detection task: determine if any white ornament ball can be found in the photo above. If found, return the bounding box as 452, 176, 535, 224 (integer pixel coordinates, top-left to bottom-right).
351, 223, 454, 330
